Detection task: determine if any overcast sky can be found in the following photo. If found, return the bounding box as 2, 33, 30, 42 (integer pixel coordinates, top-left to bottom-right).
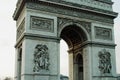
113, 0, 120, 74
0, 0, 120, 78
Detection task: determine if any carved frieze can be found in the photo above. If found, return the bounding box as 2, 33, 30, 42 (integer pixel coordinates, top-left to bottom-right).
17, 19, 25, 39
98, 49, 112, 74
26, 3, 114, 24
33, 44, 50, 72
94, 0, 113, 4
79, 21, 91, 34
30, 16, 54, 32
95, 26, 112, 40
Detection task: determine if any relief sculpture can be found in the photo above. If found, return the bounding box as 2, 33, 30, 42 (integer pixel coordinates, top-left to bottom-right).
95, 26, 112, 40
58, 18, 91, 35
17, 19, 25, 39
30, 16, 54, 32
33, 44, 49, 72
98, 49, 112, 74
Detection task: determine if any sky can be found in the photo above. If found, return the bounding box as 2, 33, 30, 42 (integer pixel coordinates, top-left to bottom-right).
0, 0, 120, 79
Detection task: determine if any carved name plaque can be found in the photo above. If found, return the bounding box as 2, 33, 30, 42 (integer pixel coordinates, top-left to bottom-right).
30, 16, 54, 32
95, 26, 112, 40
98, 49, 112, 74
33, 44, 50, 72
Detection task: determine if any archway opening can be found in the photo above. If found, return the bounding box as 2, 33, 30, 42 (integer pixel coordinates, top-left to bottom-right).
60, 24, 87, 80
60, 25, 87, 48
76, 54, 83, 80
60, 39, 69, 76
18, 48, 22, 80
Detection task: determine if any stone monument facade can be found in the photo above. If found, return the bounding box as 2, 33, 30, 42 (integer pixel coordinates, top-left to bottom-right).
13, 0, 118, 80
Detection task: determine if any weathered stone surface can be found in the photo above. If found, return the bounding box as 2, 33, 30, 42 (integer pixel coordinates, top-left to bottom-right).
98, 49, 112, 74
17, 19, 25, 39
26, 2, 114, 24
95, 26, 112, 40
63, 0, 113, 11
33, 44, 50, 72
30, 16, 54, 32
13, 0, 118, 80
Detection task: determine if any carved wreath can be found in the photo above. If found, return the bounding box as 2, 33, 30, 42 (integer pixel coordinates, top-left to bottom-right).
98, 49, 112, 74
33, 44, 50, 72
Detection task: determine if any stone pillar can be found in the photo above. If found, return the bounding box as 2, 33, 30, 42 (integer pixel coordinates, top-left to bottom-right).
83, 46, 92, 80
14, 47, 22, 80
14, 4, 60, 80
68, 46, 92, 80
90, 23, 118, 80
68, 51, 74, 80
17, 38, 60, 80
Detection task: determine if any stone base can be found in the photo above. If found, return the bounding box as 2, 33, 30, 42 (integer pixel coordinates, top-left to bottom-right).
93, 77, 117, 80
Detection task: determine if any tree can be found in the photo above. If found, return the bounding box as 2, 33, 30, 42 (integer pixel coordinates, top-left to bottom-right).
4, 77, 13, 80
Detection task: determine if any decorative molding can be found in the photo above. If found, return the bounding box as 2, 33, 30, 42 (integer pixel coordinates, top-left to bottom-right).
15, 33, 60, 48
17, 19, 25, 39
95, 26, 112, 40
33, 44, 50, 72
26, 3, 114, 24
68, 41, 116, 54
24, 33, 60, 43
94, 0, 113, 4
13, 0, 118, 20
58, 18, 91, 35
98, 49, 112, 74
79, 21, 91, 34
30, 16, 54, 32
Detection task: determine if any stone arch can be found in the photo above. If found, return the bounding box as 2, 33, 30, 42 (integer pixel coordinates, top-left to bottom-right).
59, 23, 88, 80
59, 23, 89, 48
13, 0, 118, 80
75, 52, 83, 63
76, 53, 84, 80
59, 22, 90, 42
76, 53, 83, 64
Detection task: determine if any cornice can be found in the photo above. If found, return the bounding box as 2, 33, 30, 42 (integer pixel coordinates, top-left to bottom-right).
68, 41, 116, 53
15, 33, 60, 48
13, 0, 118, 20
94, 0, 113, 4
13, 0, 26, 20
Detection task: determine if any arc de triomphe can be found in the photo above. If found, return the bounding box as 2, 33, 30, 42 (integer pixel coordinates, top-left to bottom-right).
13, 0, 118, 80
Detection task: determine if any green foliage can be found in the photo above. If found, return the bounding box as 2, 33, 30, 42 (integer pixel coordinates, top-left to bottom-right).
4, 77, 13, 80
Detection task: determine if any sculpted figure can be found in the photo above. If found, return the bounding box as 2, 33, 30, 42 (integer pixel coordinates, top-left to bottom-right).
98, 49, 112, 74
33, 44, 49, 72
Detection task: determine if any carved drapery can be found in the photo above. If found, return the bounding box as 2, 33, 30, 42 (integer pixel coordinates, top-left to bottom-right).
30, 16, 54, 32
98, 49, 112, 74
95, 26, 112, 40
33, 44, 49, 72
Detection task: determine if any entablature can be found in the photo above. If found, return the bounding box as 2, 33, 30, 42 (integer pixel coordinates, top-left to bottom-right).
13, 0, 118, 21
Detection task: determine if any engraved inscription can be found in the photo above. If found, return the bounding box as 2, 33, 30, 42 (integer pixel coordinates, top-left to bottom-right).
95, 26, 112, 40
98, 49, 112, 74
17, 19, 25, 39
30, 16, 54, 32
33, 44, 50, 72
